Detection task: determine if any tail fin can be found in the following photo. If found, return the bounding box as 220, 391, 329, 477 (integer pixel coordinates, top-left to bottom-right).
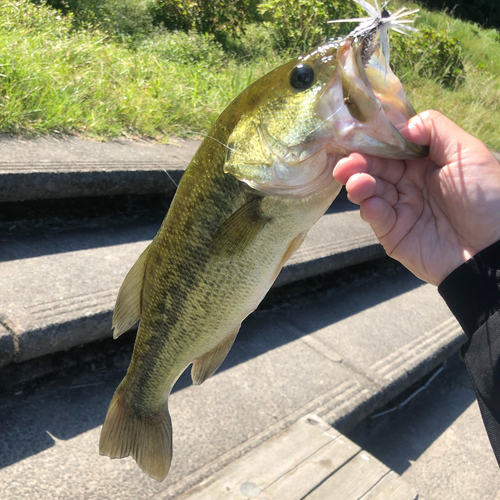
99, 389, 172, 482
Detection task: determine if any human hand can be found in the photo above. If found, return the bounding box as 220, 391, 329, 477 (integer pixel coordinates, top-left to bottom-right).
333, 110, 500, 286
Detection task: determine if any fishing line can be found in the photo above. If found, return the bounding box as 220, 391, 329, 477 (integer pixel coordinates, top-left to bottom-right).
370, 364, 445, 419
307, 103, 344, 138
154, 163, 179, 188
186, 130, 241, 155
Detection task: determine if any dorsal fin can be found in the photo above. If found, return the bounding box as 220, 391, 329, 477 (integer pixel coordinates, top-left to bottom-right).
112, 244, 151, 339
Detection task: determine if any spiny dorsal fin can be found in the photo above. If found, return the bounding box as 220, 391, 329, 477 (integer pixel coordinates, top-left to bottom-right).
112, 244, 151, 339
191, 326, 240, 385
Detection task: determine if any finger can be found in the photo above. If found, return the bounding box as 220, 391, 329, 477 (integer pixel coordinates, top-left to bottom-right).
345, 173, 399, 207
334, 153, 405, 186
360, 196, 396, 240
334, 153, 371, 184
400, 110, 491, 168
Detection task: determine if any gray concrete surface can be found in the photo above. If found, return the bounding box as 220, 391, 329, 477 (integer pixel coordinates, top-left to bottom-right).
0, 198, 385, 365
1, 135, 492, 499
0, 258, 463, 499
0, 135, 200, 201
0, 323, 14, 367
347, 353, 500, 500
0, 134, 497, 203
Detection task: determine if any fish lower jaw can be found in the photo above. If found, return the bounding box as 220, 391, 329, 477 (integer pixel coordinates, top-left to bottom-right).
325, 116, 426, 160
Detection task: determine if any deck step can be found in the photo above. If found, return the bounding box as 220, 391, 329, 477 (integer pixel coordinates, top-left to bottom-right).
0, 134, 498, 203
0, 197, 384, 366
0, 257, 454, 499
178, 415, 417, 500
0, 136, 200, 202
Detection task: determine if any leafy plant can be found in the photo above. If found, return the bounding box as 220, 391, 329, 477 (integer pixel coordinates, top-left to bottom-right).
223, 23, 277, 59
153, 0, 260, 45
7, 0, 73, 34
257, 0, 361, 51
0, 0, 280, 138
391, 27, 465, 87
5, 0, 498, 148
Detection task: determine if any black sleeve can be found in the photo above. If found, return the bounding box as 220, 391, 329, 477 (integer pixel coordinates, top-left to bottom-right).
438, 240, 500, 466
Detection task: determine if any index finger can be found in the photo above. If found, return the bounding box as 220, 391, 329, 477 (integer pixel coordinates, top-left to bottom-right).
334, 152, 405, 186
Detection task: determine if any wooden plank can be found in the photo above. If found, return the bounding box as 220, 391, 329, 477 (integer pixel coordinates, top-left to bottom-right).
179, 415, 339, 500
359, 471, 418, 500
303, 451, 389, 500
256, 435, 360, 499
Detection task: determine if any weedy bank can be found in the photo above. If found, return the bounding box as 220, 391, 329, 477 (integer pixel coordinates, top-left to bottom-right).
0, 0, 499, 149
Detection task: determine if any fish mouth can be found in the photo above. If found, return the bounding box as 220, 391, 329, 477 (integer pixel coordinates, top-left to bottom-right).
227, 33, 428, 199
314, 34, 428, 161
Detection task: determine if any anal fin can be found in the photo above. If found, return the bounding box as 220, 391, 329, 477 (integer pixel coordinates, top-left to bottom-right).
112, 243, 151, 339
191, 326, 240, 385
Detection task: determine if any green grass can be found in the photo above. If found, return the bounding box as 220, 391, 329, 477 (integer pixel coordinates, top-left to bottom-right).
388, 1, 500, 149
405, 74, 500, 149
0, 2, 284, 139
1, 0, 499, 149
414, 6, 500, 74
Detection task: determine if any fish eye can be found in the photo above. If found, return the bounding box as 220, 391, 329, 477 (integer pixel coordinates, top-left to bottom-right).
290, 64, 315, 91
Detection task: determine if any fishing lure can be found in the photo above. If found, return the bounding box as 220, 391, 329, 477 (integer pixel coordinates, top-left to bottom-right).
329, 0, 419, 75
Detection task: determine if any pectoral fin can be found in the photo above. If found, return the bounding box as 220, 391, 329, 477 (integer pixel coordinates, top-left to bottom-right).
112, 244, 150, 339
210, 197, 270, 257
191, 326, 240, 385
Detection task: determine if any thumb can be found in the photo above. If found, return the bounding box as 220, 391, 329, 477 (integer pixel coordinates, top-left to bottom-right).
399, 110, 491, 168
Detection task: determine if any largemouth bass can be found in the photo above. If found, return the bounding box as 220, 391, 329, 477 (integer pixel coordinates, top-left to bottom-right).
100, 1, 427, 481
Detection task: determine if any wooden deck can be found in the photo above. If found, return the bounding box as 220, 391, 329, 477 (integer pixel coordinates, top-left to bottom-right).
179, 414, 418, 500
